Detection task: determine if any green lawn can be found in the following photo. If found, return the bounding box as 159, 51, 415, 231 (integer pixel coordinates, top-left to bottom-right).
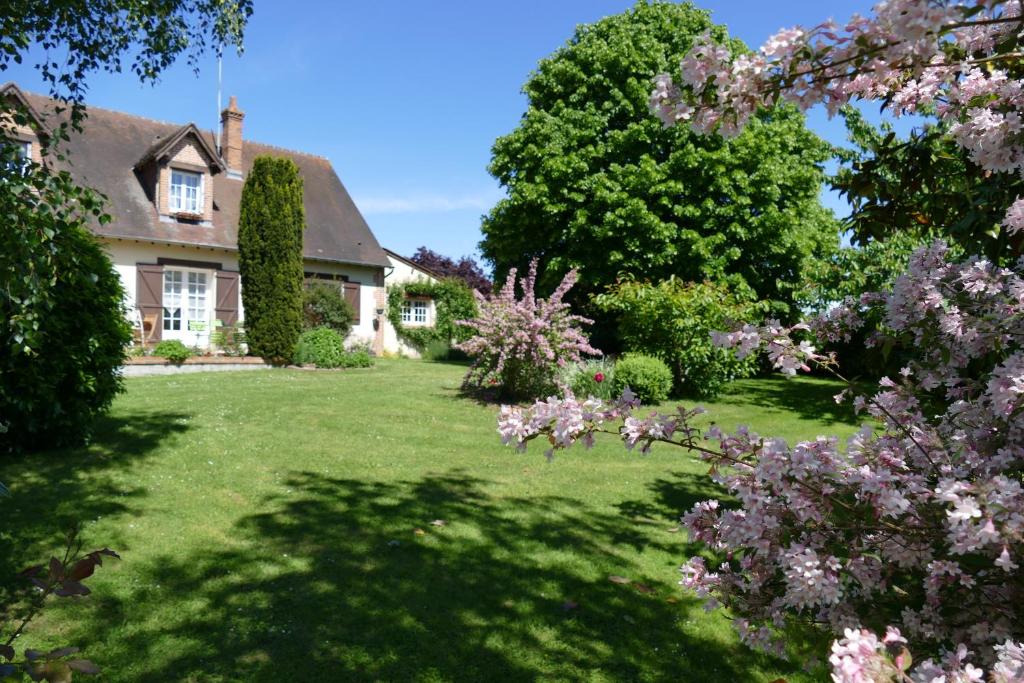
0, 360, 859, 682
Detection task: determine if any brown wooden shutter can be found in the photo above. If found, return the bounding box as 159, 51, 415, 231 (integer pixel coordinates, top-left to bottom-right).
344, 282, 361, 324
136, 264, 163, 342
215, 271, 240, 326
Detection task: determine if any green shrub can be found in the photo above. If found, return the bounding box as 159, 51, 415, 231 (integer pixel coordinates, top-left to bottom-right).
596, 278, 762, 398
421, 340, 470, 362
1, 218, 131, 453
152, 340, 192, 364
560, 358, 616, 400
303, 283, 355, 335
613, 354, 673, 404
238, 156, 306, 365
339, 348, 373, 368
293, 327, 346, 368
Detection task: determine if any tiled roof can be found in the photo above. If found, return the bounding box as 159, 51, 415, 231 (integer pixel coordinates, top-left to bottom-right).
16, 86, 389, 268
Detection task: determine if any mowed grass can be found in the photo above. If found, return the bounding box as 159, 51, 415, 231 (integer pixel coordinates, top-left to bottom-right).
0, 360, 860, 682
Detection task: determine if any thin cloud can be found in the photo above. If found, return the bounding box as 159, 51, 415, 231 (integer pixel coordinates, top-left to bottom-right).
356, 191, 503, 215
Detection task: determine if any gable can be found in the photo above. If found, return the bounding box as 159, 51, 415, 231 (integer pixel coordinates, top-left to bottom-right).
135, 123, 225, 174
0, 82, 49, 138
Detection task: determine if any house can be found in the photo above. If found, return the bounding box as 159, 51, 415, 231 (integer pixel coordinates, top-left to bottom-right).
2, 82, 396, 354
382, 249, 444, 357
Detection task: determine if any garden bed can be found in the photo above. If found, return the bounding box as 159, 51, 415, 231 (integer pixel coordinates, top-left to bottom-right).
122, 355, 270, 376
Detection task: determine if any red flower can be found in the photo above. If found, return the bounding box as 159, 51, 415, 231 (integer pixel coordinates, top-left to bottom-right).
594, 372, 605, 383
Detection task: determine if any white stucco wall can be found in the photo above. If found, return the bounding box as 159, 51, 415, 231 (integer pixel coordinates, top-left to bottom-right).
382, 254, 439, 357
103, 237, 384, 349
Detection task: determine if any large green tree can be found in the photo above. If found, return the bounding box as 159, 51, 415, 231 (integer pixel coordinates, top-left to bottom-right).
481, 0, 838, 326
1, 0, 251, 453
238, 156, 306, 365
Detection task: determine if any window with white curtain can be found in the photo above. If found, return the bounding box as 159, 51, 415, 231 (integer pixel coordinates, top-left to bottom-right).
169, 169, 203, 213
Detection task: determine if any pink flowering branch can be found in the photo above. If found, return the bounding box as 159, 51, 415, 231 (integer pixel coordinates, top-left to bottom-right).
649, 0, 1024, 240
496, 243, 1024, 681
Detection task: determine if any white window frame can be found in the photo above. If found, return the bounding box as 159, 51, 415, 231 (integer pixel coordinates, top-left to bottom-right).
162, 267, 212, 341
4, 141, 31, 175
401, 298, 430, 326
169, 169, 203, 214
413, 300, 428, 324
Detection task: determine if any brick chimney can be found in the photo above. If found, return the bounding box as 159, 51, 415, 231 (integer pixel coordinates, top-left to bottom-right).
220, 95, 244, 177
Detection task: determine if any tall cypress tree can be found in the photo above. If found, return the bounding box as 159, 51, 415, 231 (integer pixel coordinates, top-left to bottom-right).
238, 156, 305, 364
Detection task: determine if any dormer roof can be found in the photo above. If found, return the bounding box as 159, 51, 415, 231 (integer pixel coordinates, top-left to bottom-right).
134, 122, 225, 174
0, 82, 50, 137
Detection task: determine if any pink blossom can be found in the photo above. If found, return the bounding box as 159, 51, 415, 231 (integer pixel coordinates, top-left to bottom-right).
497, 243, 1024, 677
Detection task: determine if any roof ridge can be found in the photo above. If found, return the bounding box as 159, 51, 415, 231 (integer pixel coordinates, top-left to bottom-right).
246, 139, 329, 162
19, 85, 330, 162
20, 86, 187, 129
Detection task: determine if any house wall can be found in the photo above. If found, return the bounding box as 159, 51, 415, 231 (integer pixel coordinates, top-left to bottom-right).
103, 237, 383, 350
382, 256, 439, 358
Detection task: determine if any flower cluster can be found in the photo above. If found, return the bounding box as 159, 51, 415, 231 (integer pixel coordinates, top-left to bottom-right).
649, 0, 1024, 232
497, 243, 1024, 681
457, 259, 600, 399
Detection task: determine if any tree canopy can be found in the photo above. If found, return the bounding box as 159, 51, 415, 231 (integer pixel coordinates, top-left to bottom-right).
480, 0, 838, 321
831, 107, 1022, 264
0, 0, 251, 453
410, 247, 492, 295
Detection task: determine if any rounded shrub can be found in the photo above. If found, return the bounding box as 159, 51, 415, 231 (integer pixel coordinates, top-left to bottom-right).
293, 326, 346, 368
152, 340, 192, 364
339, 348, 373, 368
303, 283, 355, 335
1, 223, 131, 453
613, 354, 673, 404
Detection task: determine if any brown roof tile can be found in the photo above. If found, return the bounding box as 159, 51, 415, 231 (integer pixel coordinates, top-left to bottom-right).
19, 87, 389, 269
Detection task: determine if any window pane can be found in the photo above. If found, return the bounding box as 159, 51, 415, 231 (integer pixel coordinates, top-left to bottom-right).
170, 170, 202, 213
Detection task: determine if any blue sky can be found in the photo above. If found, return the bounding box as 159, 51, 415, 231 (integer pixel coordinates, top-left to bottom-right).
6, 0, 896, 263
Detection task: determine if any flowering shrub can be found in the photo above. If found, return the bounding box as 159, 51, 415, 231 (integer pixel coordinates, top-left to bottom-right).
648, 0, 1024, 257
457, 259, 599, 400
497, 242, 1024, 680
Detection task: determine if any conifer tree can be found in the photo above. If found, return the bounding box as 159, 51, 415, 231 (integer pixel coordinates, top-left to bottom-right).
238, 156, 306, 364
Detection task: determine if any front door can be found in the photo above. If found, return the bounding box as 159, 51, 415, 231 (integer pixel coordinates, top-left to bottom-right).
162, 268, 212, 347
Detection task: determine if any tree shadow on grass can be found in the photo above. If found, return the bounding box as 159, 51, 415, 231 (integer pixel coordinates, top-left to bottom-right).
615, 470, 731, 527
71, 469, 803, 682
0, 410, 191, 589
714, 377, 861, 427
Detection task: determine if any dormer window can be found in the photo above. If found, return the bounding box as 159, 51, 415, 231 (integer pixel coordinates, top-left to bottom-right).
169, 169, 203, 213
3, 140, 31, 175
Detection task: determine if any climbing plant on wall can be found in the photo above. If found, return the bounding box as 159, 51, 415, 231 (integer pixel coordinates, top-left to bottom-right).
386, 278, 477, 350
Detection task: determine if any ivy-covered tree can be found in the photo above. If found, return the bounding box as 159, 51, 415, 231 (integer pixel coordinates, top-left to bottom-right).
238, 157, 306, 364
480, 0, 838, 324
